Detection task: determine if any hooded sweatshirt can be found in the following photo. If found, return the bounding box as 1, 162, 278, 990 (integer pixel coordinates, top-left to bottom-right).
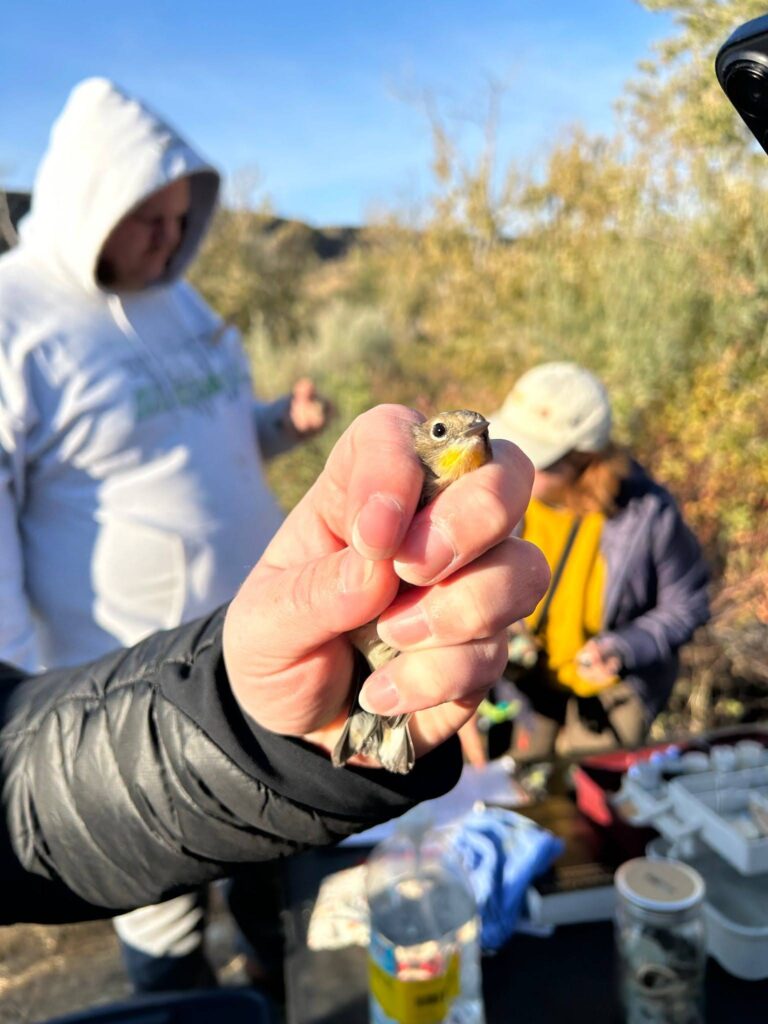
0, 78, 292, 671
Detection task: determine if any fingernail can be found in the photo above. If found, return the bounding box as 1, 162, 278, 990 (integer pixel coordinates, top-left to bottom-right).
341, 550, 376, 593
352, 494, 405, 558
378, 607, 431, 647
395, 520, 457, 583
359, 674, 399, 715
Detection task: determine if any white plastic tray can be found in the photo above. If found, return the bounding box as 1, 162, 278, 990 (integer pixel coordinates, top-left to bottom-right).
668, 767, 768, 875
614, 764, 768, 876
647, 838, 768, 980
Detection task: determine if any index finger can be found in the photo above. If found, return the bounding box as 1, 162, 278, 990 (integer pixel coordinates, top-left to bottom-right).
266, 405, 426, 567
393, 439, 534, 586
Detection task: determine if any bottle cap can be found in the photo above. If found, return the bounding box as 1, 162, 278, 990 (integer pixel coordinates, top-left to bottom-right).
615, 858, 705, 912
710, 745, 737, 772
736, 740, 766, 768
627, 760, 661, 790
679, 751, 710, 773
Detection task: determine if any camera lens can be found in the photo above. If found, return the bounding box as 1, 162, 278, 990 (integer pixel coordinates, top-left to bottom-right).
724, 59, 768, 119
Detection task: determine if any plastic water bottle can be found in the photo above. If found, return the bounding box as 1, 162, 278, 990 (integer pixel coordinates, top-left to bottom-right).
366, 814, 485, 1024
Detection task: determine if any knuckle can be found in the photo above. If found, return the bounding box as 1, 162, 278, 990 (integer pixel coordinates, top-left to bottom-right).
463, 586, 497, 640
356, 403, 419, 439
281, 560, 320, 625
512, 445, 535, 489
444, 638, 506, 699
488, 635, 510, 677
495, 439, 535, 489
518, 541, 551, 612
474, 635, 508, 680
432, 584, 493, 643
472, 475, 514, 539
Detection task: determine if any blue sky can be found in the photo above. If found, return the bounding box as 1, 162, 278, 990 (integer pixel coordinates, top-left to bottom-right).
1, 1, 674, 225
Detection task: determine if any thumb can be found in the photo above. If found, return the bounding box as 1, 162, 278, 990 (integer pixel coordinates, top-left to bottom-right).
292, 377, 315, 402
247, 548, 398, 660
224, 548, 398, 734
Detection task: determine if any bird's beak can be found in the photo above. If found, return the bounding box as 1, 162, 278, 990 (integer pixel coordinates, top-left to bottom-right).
465, 416, 490, 437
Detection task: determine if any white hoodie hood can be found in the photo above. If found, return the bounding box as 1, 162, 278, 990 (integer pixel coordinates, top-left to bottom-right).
0, 79, 287, 672
21, 77, 220, 293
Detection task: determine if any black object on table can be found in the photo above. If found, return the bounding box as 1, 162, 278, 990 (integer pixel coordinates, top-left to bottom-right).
44, 989, 274, 1024
482, 919, 767, 1024
282, 846, 371, 1024
281, 805, 768, 1024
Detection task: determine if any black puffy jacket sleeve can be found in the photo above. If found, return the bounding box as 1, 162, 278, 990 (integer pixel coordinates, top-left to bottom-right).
0, 608, 462, 924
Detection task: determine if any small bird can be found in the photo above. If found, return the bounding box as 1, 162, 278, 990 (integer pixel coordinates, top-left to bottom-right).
332, 409, 492, 774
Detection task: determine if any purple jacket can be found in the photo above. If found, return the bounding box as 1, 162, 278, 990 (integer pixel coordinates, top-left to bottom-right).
597, 462, 710, 718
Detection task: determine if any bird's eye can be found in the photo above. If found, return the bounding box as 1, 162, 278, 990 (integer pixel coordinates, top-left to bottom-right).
431, 422, 447, 439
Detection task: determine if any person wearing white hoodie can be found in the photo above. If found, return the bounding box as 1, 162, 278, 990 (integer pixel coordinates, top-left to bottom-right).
0, 78, 327, 993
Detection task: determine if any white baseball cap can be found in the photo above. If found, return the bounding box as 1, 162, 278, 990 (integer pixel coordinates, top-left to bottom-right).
490, 362, 612, 469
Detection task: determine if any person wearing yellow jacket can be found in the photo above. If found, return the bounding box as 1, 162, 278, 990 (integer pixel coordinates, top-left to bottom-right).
486, 362, 710, 760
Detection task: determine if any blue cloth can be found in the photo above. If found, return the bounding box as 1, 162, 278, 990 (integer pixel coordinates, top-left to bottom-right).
450, 808, 565, 952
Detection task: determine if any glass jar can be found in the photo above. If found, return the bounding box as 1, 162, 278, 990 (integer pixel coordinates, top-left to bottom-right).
614, 857, 706, 1024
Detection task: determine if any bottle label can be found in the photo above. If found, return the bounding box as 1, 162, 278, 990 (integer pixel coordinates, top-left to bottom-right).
368, 944, 461, 1024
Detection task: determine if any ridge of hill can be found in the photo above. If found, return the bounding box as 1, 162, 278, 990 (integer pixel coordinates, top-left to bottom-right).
0, 190, 363, 260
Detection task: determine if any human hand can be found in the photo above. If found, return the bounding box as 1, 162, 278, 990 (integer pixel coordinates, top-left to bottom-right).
506, 627, 540, 668
458, 716, 489, 769
288, 377, 331, 437
575, 639, 621, 688
223, 404, 549, 765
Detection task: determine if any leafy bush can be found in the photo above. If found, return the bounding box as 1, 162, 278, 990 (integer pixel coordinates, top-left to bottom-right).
189, 0, 768, 734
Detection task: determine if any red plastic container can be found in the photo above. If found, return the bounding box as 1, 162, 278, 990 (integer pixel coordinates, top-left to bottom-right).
574, 746, 667, 826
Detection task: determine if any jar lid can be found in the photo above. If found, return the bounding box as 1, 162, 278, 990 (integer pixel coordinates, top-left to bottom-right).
615, 858, 705, 912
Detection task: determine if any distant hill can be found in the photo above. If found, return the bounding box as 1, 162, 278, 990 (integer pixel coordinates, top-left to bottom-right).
0, 189, 362, 260
249, 215, 363, 261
